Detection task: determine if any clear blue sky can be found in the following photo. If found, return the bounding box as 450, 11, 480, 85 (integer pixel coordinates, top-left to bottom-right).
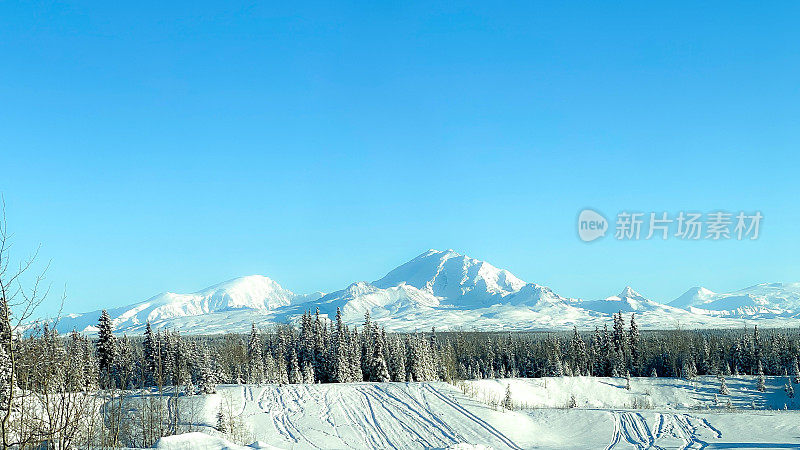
2, 1, 799, 317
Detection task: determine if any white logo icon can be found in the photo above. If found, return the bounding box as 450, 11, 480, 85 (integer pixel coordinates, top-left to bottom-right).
578, 209, 608, 242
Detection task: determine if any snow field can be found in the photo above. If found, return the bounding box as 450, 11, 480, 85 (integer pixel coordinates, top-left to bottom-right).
144, 377, 800, 449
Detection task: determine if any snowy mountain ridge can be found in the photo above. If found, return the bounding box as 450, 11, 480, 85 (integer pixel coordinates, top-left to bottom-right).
669, 282, 800, 319
49, 249, 800, 335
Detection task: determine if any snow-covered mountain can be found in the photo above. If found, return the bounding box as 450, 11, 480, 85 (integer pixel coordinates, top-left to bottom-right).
669, 283, 800, 319
572, 286, 728, 329
373, 249, 527, 306
53, 275, 323, 334
48, 249, 795, 335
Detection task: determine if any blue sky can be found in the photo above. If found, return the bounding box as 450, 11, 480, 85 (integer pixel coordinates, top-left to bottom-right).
2, 1, 799, 317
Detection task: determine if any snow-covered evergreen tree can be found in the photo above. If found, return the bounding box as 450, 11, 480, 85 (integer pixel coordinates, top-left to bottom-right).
570, 326, 588, 376
628, 313, 640, 374
143, 321, 157, 385
682, 359, 697, 379
719, 375, 730, 395
302, 361, 315, 384
349, 327, 363, 382
546, 350, 564, 377
247, 324, 265, 383
288, 348, 302, 384
612, 311, 628, 367
313, 308, 327, 382
332, 308, 350, 383
198, 365, 217, 394
568, 394, 577, 408
501, 384, 513, 410
216, 409, 227, 433
371, 332, 390, 382
264, 352, 277, 383
96, 309, 116, 386
388, 336, 406, 382
757, 361, 766, 392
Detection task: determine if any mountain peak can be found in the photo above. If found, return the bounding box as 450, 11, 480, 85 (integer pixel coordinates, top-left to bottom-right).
669, 286, 716, 308
418, 248, 461, 260
618, 286, 644, 299
374, 249, 526, 306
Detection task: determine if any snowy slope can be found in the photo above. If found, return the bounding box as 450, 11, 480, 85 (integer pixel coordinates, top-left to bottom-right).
132, 379, 800, 449
670, 283, 800, 319
50, 249, 795, 335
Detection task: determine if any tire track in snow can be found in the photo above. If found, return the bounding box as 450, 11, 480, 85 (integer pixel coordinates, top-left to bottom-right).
654, 413, 666, 440
255, 385, 321, 449
605, 412, 720, 450
633, 413, 661, 449
673, 413, 721, 450
357, 386, 399, 449
605, 411, 622, 450
359, 385, 447, 448
423, 384, 523, 450
619, 413, 645, 448
335, 386, 381, 449
672, 413, 702, 450
235, 385, 248, 417
624, 412, 664, 450
608, 411, 727, 450
375, 384, 463, 444
699, 418, 722, 439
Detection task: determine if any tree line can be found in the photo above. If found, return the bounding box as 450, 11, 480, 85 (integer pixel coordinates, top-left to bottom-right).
84, 308, 800, 394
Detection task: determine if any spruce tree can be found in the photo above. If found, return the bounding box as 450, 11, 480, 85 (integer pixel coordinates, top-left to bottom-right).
96, 309, 116, 387
349, 327, 363, 382
332, 308, 349, 383
371, 333, 390, 382
612, 311, 628, 358
247, 324, 265, 383
719, 375, 729, 395
628, 313, 640, 374
757, 361, 766, 392
302, 362, 315, 384
264, 352, 277, 383
288, 348, 302, 384
216, 409, 227, 433
313, 308, 327, 382
389, 336, 406, 382
143, 321, 156, 385
570, 327, 587, 376
502, 384, 513, 410
199, 364, 217, 394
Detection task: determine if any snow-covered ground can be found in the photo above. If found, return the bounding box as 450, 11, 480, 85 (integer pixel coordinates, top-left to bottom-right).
147, 377, 800, 449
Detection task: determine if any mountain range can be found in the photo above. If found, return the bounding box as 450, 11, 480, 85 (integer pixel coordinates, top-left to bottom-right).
48, 249, 800, 335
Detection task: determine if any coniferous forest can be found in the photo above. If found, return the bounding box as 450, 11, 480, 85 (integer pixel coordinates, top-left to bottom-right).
4, 296, 800, 447
13, 307, 800, 395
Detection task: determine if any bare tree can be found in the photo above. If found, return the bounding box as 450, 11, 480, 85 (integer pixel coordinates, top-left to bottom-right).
0, 197, 54, 447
